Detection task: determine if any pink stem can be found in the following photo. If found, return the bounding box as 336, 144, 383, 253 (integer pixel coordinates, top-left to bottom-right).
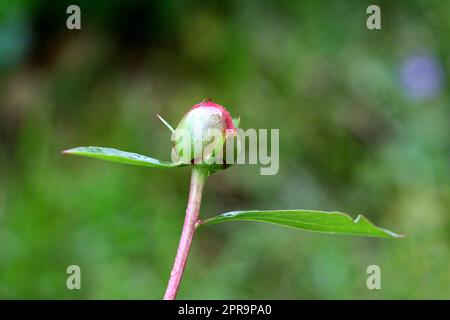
163, 166, 209, 300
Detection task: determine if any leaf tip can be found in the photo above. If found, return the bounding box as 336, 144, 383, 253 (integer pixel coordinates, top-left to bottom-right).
156, 113, 175, 133
62, 148, 74, 155
232, 116, 240, 128
355, 214, 404, 239
385, 229, 405, 239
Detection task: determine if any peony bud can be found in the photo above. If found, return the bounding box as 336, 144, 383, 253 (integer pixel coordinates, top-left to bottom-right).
172, 100, 239, 170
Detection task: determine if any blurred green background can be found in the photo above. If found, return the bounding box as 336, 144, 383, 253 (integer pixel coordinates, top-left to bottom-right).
0, 0, 449, 299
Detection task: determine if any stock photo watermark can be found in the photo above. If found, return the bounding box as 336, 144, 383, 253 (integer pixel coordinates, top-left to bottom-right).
366, 5, 381, 30
66, 5, 81, 30
170, 127, 280, 176
366, 265, 381, 290
66, 265, 81, 290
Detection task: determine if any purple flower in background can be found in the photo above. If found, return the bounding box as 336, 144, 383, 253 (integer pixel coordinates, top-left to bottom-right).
401, 53, 445, 101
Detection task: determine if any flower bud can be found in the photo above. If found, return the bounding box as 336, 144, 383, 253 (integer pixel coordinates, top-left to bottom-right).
171, 100, 239, 170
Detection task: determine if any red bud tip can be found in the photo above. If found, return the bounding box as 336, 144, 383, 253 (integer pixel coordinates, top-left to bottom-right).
191, 100, 235, 131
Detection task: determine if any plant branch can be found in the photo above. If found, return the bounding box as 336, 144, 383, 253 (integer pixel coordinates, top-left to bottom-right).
163, 166, 209, 300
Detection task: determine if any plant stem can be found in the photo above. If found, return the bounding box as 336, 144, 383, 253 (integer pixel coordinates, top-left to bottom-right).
164, 166, 209, 300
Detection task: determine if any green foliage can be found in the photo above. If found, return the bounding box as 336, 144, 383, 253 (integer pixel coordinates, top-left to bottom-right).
63, 147, 184, 168
64, 145, 401, 238
200, 210, 402, 238
232, 117, 240, 128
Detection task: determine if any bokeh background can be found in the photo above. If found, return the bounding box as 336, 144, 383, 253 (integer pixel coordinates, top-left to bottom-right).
0, 0, 449, 299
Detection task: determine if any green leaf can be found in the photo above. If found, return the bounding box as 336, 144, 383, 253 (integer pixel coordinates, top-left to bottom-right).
63, 146, 185, 168
232, 117, 240, 128
199, 210, 402, 238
